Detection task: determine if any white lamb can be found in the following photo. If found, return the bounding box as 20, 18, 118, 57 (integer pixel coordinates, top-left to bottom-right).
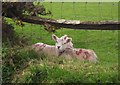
32, 34, 72, 57
33, 34, 97, 62
52, 35, 97, 62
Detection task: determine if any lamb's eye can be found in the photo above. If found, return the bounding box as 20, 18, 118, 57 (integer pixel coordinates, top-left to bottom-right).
62, 43, 66, 45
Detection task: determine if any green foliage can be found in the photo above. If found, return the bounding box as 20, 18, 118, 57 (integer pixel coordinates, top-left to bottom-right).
4, 52, 118, 83
2, 2, 50, 18
2, 2, 119, 83
2, 47, 41, 83
2, 18, 29, 47
2, 44, 119, 83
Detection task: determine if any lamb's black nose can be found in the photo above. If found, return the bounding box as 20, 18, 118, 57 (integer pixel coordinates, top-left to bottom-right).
57, 46, 60, 49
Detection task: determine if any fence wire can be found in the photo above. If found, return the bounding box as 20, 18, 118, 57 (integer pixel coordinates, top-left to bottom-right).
44, 2, 118, 21
28, 2, 118, 44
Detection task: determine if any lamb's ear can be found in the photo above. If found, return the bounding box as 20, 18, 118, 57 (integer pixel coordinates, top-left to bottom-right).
66, 38, 72, 43
52, 34, 58, 41
64, 35, 68, 40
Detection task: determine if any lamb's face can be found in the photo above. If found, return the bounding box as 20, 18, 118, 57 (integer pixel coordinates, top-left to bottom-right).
52, 34, 73, 52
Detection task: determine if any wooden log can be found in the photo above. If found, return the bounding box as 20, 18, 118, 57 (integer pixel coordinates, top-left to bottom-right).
21, 16, 120, 30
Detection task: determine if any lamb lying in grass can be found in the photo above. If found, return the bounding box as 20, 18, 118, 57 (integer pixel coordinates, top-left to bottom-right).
52, 34, 97, 62
33, 34, 97, 62
32, 34, 73, 57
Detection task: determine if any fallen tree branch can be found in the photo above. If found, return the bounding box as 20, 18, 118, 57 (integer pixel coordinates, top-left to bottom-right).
20, 16, 120, 30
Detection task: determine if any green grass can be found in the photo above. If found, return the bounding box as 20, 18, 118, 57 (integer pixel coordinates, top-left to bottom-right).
41, 2, 118, 21
3, 2, 119, 83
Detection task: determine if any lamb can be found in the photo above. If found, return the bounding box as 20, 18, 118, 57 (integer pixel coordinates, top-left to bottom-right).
33, 34, 97, 62
52, 34, 73, 56
32, 34, 72, 56
32, 42, 57, 56
52, 35, 97, 62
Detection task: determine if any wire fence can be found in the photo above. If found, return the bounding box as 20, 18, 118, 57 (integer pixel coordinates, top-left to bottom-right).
19, 2, 119, 45
41, 2, 118, 21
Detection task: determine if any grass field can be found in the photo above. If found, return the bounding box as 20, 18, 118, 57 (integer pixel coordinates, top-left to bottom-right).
41, 2, 118, 21
2, 2, 119, 83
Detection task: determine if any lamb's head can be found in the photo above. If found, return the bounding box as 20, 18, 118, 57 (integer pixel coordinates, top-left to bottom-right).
52, 34, 73, 53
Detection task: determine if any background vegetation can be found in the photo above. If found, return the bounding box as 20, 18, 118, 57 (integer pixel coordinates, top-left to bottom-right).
2, 2, 119, 83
